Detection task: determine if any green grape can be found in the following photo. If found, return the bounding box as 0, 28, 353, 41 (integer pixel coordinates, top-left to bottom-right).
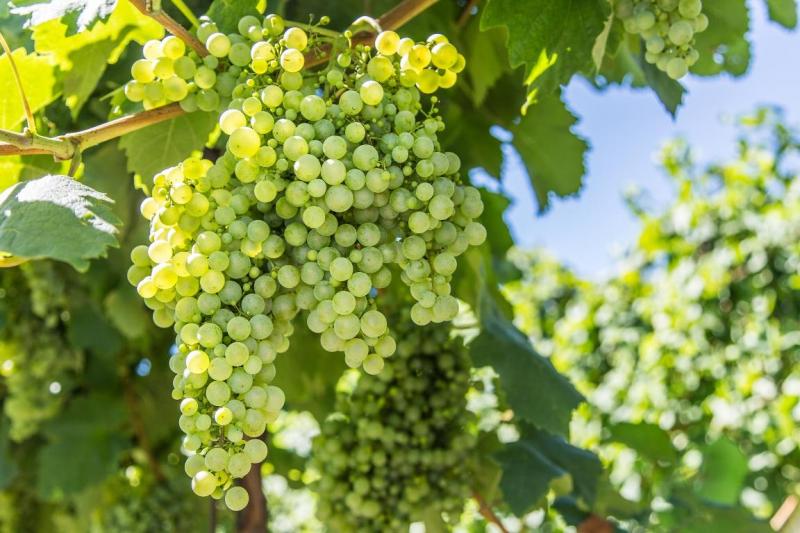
206, 33, 231, 57
126, 15, 481, 510
313, 318, 474, 531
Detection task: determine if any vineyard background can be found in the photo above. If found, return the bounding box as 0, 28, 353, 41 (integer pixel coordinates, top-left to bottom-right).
0, 0, 798, 532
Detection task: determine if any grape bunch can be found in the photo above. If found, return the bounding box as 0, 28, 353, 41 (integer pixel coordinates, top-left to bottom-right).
312, 318, 475, 531
126, 12, 485, 509
616, 0, 708, 79
0, 263, 82, 441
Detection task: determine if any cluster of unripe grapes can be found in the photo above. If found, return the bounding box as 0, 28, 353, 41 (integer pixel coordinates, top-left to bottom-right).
125, 11, 485, 511
616, 0, 707, 79
312, 318, 474, 531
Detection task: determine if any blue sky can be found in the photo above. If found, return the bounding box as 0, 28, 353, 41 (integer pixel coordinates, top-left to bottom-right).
497, 0, 800, 279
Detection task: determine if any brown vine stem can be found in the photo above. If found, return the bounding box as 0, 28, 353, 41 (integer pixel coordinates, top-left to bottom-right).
129, 0, 208, 56
237, 461, 267, 533
473, 491, 509, 533
0, 103, 184, 158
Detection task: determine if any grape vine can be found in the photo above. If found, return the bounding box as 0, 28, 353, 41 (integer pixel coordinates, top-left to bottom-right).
125, 11, 485, 510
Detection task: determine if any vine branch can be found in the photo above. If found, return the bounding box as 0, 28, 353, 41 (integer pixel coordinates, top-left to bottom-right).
0, 103, 184, 159
473, 491, 509, 533
130, 0, 208, 56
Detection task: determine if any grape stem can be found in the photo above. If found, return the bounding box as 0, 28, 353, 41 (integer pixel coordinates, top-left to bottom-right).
305, 0, 441, 68
0, 0, 439, 159
473, 491, 509, 533
129, 0, 209, 56
284, 19, 342, 39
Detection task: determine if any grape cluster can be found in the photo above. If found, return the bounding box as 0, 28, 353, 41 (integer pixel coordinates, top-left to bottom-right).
125, 35, 197, 110
312, 318, 474, 531
126, 12, 485, 510
0, 263, 82, 441
99, 475, 205, 533
616, 0, 708, 79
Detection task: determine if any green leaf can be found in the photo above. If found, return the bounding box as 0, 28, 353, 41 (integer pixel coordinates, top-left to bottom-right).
462, 19, 508, 106
607, 422, 677, 463
31, 0, 162, 115
691, 0, 750, 77
36, 393, 129, 497
470, 295, 583, 436
68, 302, 123, 355
104, 286, 149, 339
207, 0, 262, 33
481, 0, 609, 101
0, 48, 59, 130
82, 143, 134, 228
641, 56, 686, 117
694, 437, 748, 505
441, 108, 502, 178
510, 94, 588, 211
496, 423, 601, 515
765, 0, 797, 28
11, 0, 117, 33
273, 321, 346, 420
479, 188, 520, 283
662, 491, 772, 533
0, 174, 121, 271
119, 111, 216, 179
0, 420, 18, 489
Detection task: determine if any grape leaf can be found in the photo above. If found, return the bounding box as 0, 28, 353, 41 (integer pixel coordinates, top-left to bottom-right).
0, 48, 59, 130
641, 56, 686, 117
481, 0, 609, 102
765, 0, 798, 28
31, 0, 162, 116
82, 143, 135, 228
695, 437, 748, 506
496, 423, 601, 515
691, 0, 750, 77
461, 17, 508, 106
608, 422, 677, 463
0, 174, 121, 271
10, 0, 117, 33
36, 393, 128, 497
441, 110, 503, 179
663, 491, 772, 533
510, 94, 588, 211
119, 111, 216, 178
470, 295, 583, 436
479, 188, 520, 283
